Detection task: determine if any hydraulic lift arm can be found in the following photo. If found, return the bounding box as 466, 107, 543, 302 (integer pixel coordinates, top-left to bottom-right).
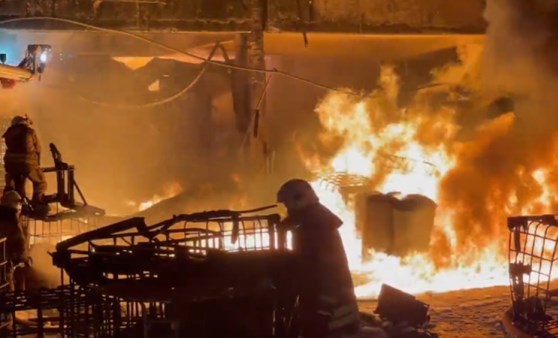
0, 44, 51, 88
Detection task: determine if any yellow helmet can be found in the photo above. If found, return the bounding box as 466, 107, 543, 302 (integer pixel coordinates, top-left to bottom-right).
276, 179, 319, 211
11, 115, 30, 126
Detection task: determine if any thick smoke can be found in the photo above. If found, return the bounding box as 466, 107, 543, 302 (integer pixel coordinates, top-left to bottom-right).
25, 243, 65, 289
437, 0, 558, 259
0, 36, 241, 216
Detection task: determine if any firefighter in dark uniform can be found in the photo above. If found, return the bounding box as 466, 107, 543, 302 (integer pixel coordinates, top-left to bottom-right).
0, 190, 29, 292
277, 179, 361, 338
2, 115, 47, 206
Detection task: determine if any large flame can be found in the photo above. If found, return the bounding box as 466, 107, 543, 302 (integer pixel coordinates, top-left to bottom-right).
298, 60, 554, 298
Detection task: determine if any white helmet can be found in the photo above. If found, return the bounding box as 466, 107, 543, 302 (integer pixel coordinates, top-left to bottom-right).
11, 115, 30, 126
1, 190, 23, 211
276, 179, 319, 211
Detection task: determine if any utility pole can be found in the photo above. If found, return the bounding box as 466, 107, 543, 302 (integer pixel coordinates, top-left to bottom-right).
233, 0, 272, 173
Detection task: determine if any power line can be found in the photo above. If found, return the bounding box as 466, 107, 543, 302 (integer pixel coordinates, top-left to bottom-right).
0, 16, 365, 97
77, 41, 222, 108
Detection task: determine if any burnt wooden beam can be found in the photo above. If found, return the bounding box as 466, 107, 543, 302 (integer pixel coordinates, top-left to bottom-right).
0, 16, 252, 32
0, 0, 487, 34
0, 0, 252, 32
266, 0, 487, 34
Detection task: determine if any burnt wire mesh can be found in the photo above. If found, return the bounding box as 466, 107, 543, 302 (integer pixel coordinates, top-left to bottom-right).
80, 214, 285, 259
508, 215, 558, 334
54, 212, 294, 337
22, 212, 100, 247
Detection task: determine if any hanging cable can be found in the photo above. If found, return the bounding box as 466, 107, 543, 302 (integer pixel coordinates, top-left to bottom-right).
240, 74, 274, 149
0, 16, 366, 97
76, 41, 222, 109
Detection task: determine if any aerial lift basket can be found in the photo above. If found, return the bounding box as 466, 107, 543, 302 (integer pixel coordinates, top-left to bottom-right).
508, 214, 558, 335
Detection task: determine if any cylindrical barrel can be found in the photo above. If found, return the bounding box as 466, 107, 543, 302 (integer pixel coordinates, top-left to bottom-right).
357, 192, 436, 258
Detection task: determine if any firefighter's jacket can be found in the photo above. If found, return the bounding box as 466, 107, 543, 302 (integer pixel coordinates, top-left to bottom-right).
0, 206, 27, 263
2, 124, 41, 166
291, 203, 361, 333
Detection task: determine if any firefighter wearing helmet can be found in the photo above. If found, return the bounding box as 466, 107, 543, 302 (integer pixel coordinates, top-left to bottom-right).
0, 190, 30, 291
2, 115, 47, 207
277, 179, 361, 338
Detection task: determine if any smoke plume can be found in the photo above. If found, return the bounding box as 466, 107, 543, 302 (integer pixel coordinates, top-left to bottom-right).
437, 0, 558, 258
26, 243, 66, 289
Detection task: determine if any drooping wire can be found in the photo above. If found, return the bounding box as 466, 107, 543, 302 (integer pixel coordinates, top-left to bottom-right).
0, 16, 444, 174
76, 41, 222, 109
0, 16, 365, 97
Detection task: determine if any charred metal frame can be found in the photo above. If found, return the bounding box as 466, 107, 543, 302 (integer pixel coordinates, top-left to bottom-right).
508, 214, 558, 335
37, 206, 298, 337
21, 142, 105, 222
21, 210, 101, 248
12, 142, 105, 249
43, 143, 95, 212
0, 206, 298, 337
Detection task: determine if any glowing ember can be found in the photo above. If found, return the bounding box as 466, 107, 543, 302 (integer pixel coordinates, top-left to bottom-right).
131, 181, 183, 212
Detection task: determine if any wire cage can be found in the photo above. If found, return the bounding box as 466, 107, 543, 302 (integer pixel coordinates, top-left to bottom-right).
508, 214, 558, 335
21, 211, 101, 248
52, 207, 298, 338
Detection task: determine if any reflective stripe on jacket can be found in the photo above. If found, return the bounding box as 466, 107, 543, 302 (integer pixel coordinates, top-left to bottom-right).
317, 294, 361, 331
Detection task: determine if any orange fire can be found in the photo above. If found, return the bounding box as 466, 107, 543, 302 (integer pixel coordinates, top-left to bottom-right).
299, 56, 558, 298
131, 181, 183, 212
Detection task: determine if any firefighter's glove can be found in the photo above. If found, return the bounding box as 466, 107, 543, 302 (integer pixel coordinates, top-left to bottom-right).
279, 217, 297, 231
14, 256, 32, 268
11, 262, 25, 272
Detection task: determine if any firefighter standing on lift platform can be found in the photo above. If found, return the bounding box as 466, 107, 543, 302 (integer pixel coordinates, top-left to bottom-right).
2, 115, 47, 208
277, 179, 361, 338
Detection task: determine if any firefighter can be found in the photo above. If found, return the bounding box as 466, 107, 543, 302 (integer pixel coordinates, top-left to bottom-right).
277, 179, 361, 338
0, 190, 30, 292
2, 115, 47, 206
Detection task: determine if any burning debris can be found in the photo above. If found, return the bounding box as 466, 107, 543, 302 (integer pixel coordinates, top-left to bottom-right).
284, 0, 558, 299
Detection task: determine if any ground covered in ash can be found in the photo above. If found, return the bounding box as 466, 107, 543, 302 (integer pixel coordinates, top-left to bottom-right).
359, 285, 511, 337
